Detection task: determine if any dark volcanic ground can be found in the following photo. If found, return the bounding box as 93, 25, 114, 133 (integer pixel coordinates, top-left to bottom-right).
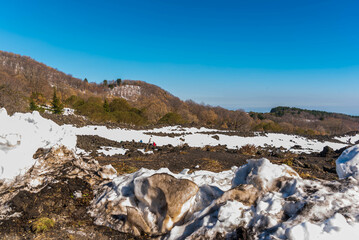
77, 135, 343, 181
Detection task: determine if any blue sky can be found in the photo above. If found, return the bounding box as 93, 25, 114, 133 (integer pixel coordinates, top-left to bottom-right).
0, 0, 358, 114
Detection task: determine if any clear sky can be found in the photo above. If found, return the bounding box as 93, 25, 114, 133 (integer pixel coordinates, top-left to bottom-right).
0, 0, 358, 114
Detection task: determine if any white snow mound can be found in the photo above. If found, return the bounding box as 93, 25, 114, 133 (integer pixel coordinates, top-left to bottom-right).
336, 145, 359, 179
0, 108, 77, 181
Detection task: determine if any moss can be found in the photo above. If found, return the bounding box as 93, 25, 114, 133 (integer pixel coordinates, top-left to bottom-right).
31, 217, 55, 233
283, 158, 293, 167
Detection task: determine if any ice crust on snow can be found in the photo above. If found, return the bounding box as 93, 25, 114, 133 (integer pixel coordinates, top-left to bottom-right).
91, 157, 359, 239
0, 108, 76, 181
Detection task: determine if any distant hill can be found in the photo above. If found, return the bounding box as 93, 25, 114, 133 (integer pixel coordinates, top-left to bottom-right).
1, 50, 359, 135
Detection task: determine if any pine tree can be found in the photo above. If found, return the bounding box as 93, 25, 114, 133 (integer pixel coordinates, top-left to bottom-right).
29, 98, 38, 111
51, 88, 64, 114
103, 99, 110, 112
116, 78, 122, 85
84, 78, 88, 83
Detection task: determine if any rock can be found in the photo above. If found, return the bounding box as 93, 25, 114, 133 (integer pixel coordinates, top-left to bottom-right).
134, 173, 199, 233
212, 135, 220, 140
323, 166, 336, 174
320, 146, 335, 157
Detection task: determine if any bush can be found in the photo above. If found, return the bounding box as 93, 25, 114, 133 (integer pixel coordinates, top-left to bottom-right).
67, 96, 147, 125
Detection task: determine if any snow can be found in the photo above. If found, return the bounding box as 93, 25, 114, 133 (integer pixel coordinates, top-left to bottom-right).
97, 146, 128, 156
0, 108, 77, 181
335, 134, 359, 145
91, 157, 359, 239
336, 145, 359, 179
2, 107, 359, 239
64, 125, 347, 154
63, 107, 75, 116
138, 149, 154, 154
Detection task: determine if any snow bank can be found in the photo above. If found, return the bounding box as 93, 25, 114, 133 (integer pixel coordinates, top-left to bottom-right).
91, 158, 359, 239
336, 145, 359, 179
0, 108, 76, 181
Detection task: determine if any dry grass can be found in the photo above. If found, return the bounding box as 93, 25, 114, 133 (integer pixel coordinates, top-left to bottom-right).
282, 158, 294, 167
112, 162, 138, 174
239, 144, 258, 155
201, 157, 223, 172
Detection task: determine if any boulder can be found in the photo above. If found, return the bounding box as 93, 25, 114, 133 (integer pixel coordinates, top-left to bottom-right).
134, 173, 199, 233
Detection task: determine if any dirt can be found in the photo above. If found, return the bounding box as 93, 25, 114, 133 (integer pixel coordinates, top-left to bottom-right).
77, 135, 344, 181
0, 176, 145, 240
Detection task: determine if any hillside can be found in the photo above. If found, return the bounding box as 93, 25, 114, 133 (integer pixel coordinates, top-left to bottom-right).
1, 50, 359, 135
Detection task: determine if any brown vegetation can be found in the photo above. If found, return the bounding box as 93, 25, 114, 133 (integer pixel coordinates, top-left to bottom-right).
1, 50, 359, 136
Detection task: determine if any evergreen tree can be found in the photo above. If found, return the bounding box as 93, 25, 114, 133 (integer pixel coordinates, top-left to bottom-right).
103, 99, 110, 112
51, 88, 64, 114
29, 98, 38, 111
103, 80, 108, 86
116, 78, 122, 85
84, 78, 88, 83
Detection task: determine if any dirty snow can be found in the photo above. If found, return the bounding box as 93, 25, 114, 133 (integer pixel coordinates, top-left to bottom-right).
92, 157, 359, 240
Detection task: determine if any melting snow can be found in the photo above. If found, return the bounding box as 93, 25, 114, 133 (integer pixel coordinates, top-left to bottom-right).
0, 108, 76, 181
97, 146, 128, 156
65, 125, 348, 153
2, 108, 359, 239
91, 158, 359, 239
